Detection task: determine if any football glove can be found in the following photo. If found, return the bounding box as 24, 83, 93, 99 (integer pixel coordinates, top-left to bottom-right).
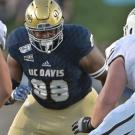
11, 84, 32, 101
72, 117, 95, 134
0, 20, 7, 49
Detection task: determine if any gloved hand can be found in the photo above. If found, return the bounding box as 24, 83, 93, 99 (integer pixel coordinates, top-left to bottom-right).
0, 20, 7, 49
11, 84, 32, 101
72, 117, 95, 134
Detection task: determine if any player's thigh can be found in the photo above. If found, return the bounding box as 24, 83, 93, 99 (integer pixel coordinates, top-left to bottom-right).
82, 88, 98, 116
8, 96, 41, 135
52, 88, 98, 135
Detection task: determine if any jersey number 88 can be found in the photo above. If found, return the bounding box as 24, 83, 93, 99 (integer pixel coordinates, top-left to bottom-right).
31, 79, 69, 102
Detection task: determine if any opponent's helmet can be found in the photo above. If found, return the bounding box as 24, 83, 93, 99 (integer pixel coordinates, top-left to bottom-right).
25, 0, 64, 53
123, 8, 135, 36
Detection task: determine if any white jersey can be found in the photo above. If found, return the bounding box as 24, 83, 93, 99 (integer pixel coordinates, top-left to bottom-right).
105, 35, 135, 91
89, 35, 135, 135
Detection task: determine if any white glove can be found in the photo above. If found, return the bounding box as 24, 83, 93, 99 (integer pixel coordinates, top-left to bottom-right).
0, 20, 7, 49
11, 84, 32, 101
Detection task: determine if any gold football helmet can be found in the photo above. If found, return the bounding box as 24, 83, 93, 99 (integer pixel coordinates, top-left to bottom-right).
25, 0, 64, 53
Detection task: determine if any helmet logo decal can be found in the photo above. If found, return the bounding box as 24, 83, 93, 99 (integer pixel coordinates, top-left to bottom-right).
54, 10, 59, 20
27, 14, 33, 23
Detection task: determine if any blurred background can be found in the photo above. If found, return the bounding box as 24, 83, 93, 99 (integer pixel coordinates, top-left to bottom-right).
0, 0, 135, 135
0, 0, 135, 50
73, 0, 135, 51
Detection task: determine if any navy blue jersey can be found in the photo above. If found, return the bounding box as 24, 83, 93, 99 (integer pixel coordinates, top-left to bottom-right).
7, 24, 94, 109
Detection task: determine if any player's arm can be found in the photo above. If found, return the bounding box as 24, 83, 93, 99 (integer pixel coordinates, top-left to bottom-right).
7, 55, 31, 102
90, 57, 127, 127
72, 57, 127, 134
7, 54, 22, 84
0, 49, 12, 107
72, 45, 107, 134
0, 20, 12, 107
79, 45, 107, 86
6, 55, 22, 103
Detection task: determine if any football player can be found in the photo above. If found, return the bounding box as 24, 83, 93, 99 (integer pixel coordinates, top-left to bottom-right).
0, 20, 12, 107
6, 0, 107, 134
72, 8, 135, 135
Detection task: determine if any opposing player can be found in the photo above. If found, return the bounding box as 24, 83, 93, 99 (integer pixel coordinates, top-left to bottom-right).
72, 8, 135, 135
0, 20, 12, 107
6, 0, 107, 134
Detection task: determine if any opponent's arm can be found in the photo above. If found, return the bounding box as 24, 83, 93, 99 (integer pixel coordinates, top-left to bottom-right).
0, 20, 12, 107
90, 57, 127, 127
72, 56, 126, 134
0, 49, 12, 107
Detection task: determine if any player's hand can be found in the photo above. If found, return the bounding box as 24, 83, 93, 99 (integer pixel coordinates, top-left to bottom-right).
72, 117, 95, 134
0, 20, 7, 49
11, 84, 32, 101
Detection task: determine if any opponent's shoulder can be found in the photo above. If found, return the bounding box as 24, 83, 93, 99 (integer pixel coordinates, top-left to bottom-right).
117, 35, 135, 47
105, 35, 133, 56
106, 35, 135, 65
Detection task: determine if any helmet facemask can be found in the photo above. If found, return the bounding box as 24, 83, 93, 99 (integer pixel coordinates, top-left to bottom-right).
25, 21, 63, 53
